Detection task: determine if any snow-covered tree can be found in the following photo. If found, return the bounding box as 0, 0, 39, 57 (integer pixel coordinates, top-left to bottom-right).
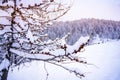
43, 19, 120, 45
0, 0, 90, 80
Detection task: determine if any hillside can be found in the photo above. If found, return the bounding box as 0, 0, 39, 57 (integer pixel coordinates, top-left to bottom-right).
8, 40, 120, 80
42, 18, 120, 44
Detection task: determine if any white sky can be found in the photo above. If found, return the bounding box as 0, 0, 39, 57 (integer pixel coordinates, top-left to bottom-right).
59, 0, 120, 21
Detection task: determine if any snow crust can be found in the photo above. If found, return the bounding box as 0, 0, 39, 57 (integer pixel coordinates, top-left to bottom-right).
8, 40, 120, 80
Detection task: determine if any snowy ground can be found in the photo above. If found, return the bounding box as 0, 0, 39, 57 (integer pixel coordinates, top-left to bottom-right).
8, 40, 120, 80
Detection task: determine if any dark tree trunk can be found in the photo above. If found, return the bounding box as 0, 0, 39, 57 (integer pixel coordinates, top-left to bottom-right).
1, 68, 9, 80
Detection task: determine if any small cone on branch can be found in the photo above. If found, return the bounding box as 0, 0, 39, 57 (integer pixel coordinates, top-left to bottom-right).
50, 0, 54, 2
42, 0, 48, 3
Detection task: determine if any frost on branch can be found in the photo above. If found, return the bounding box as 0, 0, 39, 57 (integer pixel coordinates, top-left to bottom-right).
0, 0, 89, 80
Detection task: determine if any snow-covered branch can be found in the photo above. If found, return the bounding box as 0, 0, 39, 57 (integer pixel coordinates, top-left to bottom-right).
0, 0, 90, 80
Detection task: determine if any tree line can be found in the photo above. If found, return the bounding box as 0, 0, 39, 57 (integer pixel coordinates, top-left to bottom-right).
43, 18, 120, 44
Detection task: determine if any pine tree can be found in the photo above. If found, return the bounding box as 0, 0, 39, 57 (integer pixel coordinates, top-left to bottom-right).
0, 0, 88, 80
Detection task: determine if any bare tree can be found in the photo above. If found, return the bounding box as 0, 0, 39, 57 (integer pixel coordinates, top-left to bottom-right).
0, 0, 89, 80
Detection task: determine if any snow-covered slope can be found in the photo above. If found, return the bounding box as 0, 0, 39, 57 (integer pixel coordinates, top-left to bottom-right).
8, 40, 120, 80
